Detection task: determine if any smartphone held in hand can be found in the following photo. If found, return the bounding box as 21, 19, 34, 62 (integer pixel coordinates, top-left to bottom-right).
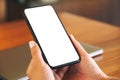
24, 5, 80, 69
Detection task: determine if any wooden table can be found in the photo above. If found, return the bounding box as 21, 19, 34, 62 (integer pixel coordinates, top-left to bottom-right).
0, 12, 120, 77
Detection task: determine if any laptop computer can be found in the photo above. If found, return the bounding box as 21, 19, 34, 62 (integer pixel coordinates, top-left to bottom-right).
0, 42, 103, 80
0, 44, 31, 80
80, 42, 103, 57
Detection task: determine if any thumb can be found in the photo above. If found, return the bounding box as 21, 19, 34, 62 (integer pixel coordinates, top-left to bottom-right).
70, 34, 88, 57
29, 41, 45, 65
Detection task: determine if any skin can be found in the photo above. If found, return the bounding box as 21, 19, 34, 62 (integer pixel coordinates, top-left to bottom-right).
27, 35, 120, 80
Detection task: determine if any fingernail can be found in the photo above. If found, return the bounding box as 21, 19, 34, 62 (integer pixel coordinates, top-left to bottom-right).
29, 41, 35, 48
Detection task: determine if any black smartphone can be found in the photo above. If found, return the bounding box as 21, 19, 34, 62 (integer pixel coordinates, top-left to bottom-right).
24, 5, 80, 69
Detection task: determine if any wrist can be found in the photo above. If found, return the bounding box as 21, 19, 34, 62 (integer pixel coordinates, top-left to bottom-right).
97, 75, 120, 80
95, 73, 108, 80
105, 76, 120, 80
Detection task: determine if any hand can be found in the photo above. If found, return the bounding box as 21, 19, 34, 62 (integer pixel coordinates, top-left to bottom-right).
26, 35, 118, 80
27, 40, 68, 80
62, 35, 107, 80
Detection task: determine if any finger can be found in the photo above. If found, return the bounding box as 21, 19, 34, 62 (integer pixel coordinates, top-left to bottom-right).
26, 59, 34, 76
29, 41, 45, 65
70, 34, 88, 56
56, 66, 69, 79
53, 69, 57, 72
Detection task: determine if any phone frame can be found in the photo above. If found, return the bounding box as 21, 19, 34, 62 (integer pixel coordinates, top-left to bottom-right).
23, 5, 81, 69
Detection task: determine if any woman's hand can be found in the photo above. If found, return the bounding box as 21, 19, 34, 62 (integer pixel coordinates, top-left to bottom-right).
26, 35, 119, 80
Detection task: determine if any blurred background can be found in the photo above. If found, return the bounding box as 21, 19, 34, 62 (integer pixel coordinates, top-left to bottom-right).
0, 0, 120, 26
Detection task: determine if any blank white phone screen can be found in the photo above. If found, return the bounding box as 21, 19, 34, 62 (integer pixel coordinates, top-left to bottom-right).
24, 5, 79, 67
